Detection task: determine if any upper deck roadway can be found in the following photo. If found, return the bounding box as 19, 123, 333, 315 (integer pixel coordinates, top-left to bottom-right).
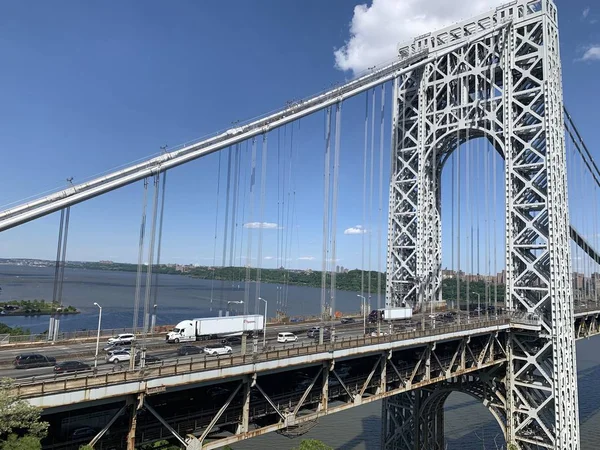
4, 305, 599, 450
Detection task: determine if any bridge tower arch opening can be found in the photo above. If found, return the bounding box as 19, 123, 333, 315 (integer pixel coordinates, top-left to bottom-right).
384, 0, 580, 448
383, 371, 508, 450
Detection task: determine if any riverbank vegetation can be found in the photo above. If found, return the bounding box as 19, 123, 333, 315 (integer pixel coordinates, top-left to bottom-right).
71, 261, 507, 304
0, 300, 79, 316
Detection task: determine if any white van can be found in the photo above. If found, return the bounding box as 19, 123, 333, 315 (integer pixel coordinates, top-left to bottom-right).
277, 332, 298, 343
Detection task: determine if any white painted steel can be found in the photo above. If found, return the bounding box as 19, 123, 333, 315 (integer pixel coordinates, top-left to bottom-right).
383, 0, 580, 448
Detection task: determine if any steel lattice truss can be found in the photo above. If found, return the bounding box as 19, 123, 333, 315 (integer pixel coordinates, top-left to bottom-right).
385, 0, 580, 448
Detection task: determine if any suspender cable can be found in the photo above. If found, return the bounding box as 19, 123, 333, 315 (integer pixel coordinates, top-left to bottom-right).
321, 107, 332, 343
210, 153, 223, 311
221, 147, 233, 309
49, 208, 65, 341
142, 174, 160, 335
466, 123, 471, 320
140, 174, 160, 367
52, 209, 65, 306
456, 61, 462, 324
229, 144, 241, 268
53, 204, 71, 341
244, 139, 257, 315
152, 170, 167, 325
256, 134, 268, 316
368, 88, 376, 311
238, 142, 248, 277
377, 84, 385, 313
283, 126, 295, 313
277, 129, 282, 307
330, 102, 342, 339
133, 178, 149, 335
361, 91, 369, 309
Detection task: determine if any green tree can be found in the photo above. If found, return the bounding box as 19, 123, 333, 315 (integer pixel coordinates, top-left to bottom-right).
292, 439, 333, 450
0, 378, 48, 449
1, 435, 41, 450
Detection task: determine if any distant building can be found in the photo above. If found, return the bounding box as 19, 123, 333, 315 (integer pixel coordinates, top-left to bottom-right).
99, 260, 113, 265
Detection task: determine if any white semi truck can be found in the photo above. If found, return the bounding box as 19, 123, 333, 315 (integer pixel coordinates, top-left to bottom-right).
166, 315, 264, 343
368, 307, 413, 323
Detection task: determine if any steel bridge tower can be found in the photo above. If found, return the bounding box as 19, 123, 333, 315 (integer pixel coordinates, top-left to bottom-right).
383, 0, 579, 449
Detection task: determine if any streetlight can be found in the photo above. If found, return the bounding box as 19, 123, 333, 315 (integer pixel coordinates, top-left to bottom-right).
472, 292, 481, 318
357, 295, 367, 336
93, 302, 102, 368
259, 297, 267, 349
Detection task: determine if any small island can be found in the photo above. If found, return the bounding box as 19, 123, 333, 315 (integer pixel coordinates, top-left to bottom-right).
0, 299, 79, 316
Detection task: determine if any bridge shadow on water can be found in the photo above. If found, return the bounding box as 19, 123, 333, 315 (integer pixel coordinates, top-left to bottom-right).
336, 414, 382, 450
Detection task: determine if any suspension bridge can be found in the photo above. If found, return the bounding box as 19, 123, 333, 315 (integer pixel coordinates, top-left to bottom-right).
3, 0, 600, 449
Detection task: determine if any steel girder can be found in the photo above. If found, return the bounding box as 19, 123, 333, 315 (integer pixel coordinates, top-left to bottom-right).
384, 1, 579, 448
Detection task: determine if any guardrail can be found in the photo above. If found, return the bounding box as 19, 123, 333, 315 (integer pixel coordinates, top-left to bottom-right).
13, 317, 511, 398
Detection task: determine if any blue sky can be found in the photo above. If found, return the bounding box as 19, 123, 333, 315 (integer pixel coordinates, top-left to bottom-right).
1, 0, 599, 274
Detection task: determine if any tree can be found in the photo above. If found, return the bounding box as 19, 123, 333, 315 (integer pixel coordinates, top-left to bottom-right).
292, 439, 333, 450
0, 378, 48, 449
1, 435, 41, 450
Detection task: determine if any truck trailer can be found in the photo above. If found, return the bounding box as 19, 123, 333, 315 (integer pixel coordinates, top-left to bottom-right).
166, 315, 264, 343
368, 307, 413, 323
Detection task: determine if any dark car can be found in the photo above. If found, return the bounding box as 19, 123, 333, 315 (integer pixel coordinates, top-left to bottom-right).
13, 353, 56, 369
54, 361, 91, 374
340, 317, 356, 324
312, 329, 331, 340
221, 336, 243, 345
177, 345, 203, 356
134, 354, 161, 365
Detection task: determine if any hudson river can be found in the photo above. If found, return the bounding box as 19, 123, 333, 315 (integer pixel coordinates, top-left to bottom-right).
1, 264, 599, 449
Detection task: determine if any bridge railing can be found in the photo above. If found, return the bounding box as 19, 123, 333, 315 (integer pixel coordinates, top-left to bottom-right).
13, 316, 511, 398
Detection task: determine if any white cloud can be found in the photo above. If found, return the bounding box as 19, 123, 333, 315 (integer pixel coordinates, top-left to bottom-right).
581, 46, 600, 62
264, 256, 274, 260
344, 225, 367, 235
334, 0, 504, 75
583, 7, 591, 19
243, 222, 279, 229
298, 256, 315, 261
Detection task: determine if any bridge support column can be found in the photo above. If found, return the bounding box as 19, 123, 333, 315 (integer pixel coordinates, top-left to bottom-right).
238, 376, 251, 434
319, 362, 329, 412
127, 393, 144, 450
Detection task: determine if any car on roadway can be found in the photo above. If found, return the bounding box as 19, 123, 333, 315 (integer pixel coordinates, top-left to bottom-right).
134, 354, 161, 365
277, 332, 298, 343
13, 353, 56, 369
306, 327, 321, 338
177, 345, 203, 356
107, 333, 135, 344
54, 361, 91, 374
221, 336, 243, 345
106, 350, 131, 364
203, 344, 233, 356
103, 341, 131, 352
311, 329, 331, 341
340, 317, 356, 324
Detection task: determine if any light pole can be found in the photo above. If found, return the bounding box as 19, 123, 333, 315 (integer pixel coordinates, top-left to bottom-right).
93, 302, 102, 368
357, 295, 366, 335
472, 292, 481, 318
259, 297, 267, 349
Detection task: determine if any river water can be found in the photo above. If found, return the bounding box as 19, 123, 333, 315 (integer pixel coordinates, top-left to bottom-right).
1, 265, 599, 450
